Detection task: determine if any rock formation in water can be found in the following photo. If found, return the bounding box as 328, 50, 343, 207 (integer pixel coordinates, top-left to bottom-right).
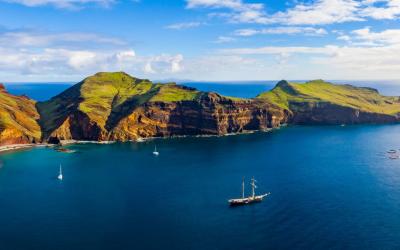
1, 72, 400, 146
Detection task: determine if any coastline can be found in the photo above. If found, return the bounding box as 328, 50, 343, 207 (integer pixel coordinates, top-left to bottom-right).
0, 143, 51, 154
0, 127, 281, 154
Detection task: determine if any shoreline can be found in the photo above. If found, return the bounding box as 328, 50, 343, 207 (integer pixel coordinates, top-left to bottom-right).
0, 127, 282, 154
0, 143, 51, 154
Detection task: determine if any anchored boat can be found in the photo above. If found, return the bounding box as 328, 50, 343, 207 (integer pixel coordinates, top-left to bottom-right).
229, 177, 270, 206
57, 164, 63, 181
153, 145, 159, 156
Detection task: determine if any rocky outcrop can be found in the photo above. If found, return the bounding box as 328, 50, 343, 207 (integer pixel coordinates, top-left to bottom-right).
108, 93, 288, 141
0, 85, 41, 146
43, 92, 289, 142
288, 102, 400, 125
258, 79, 400, 126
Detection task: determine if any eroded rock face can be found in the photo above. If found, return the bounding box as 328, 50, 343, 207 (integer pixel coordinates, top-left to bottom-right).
288, 102, 399, 125
44, 93, 289, 142
108, 93, 288, 141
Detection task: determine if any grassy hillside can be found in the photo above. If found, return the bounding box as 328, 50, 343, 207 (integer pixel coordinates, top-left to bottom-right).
37, 72, 203, 138
0, 85, 41, 143
257, 80, 400, 115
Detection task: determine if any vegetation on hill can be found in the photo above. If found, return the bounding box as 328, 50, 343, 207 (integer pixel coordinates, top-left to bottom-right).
4, 73, 400, 145
37, 72, 205, 139
0, 85, 41, 144
257, 80, 400, 115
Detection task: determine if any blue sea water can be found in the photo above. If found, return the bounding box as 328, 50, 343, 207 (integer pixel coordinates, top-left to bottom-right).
2, 82, 400, 249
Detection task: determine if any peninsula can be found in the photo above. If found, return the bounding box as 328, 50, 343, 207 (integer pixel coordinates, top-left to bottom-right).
1, 72, 400, 147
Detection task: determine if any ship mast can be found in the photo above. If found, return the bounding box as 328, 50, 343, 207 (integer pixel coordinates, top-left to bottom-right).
251, 177, 256, 198
242, 177, 245, 198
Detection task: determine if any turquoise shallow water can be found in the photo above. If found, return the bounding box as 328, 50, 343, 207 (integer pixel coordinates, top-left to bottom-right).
2, 125, 400, 249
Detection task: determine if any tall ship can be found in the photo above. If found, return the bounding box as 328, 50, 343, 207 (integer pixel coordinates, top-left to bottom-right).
229, 177, 270, 206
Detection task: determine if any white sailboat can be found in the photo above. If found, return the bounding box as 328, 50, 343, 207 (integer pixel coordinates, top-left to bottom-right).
153, 145, 159, 156
57, 164, 63, 180
228, 177, 270, 206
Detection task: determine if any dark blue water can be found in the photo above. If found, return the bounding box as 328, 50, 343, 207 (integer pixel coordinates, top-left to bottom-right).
1, 126, 400, 249
2, 82, 400, 249
3, 83, 73, 101
183, 81, 276, 98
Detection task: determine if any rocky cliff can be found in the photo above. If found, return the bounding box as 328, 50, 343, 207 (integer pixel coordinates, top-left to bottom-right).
108, 93, 288, 141
0, 84, 41, 146
36, 72, 288, 142
257, 80, 400, 125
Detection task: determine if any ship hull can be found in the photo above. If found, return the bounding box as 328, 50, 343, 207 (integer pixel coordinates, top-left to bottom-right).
228, 193, 270, 206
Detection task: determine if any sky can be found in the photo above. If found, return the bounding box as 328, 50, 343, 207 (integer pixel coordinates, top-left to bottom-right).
0, 0, 400, 82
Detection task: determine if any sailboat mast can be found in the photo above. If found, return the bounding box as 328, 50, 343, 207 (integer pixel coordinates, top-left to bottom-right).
242, 177, 245, 198
251, 177, 255, 198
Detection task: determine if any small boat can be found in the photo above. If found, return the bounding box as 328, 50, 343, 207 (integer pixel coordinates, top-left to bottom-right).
55, 147, 76, 153
57, 164, 63, 180
388, 149, 397, 154
153, 146, 159, 156
229, 177, 270, 206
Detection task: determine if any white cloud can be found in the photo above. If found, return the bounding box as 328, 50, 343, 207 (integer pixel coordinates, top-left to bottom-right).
0, 28, 183, 79
144, 54, 184, 74
234, 27, 327, 36
351, 27, 400, 45
337, 35, 351, 41
187, 0, 248, 9
220, 42, 400, 79
187, 0, 400, 25
2, 0, 116, 9
0, 31, 125, 47
214, 36, 236, 43
269, 0, 363, 25
186, 0, 268, 24
361, 0, 400, 19
165, 22, 204, 30
0, 46, 184, 78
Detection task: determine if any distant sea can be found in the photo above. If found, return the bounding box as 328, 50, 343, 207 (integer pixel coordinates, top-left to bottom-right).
2, 81, 400, 249
4, 79, 400, 101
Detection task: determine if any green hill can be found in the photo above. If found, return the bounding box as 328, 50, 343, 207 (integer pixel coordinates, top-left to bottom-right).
37, 72, 203, 140
257, 80, 400, 115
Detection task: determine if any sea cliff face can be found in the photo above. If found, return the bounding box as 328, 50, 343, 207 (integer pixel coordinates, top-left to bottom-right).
41, 90, 288, 142
108, 93, 288, 141
2, 73, 400, 146
257, 80, 400, 125
288, 101, 400, 125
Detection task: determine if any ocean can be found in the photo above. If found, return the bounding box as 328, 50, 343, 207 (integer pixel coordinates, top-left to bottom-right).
1, 82, 400, 249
